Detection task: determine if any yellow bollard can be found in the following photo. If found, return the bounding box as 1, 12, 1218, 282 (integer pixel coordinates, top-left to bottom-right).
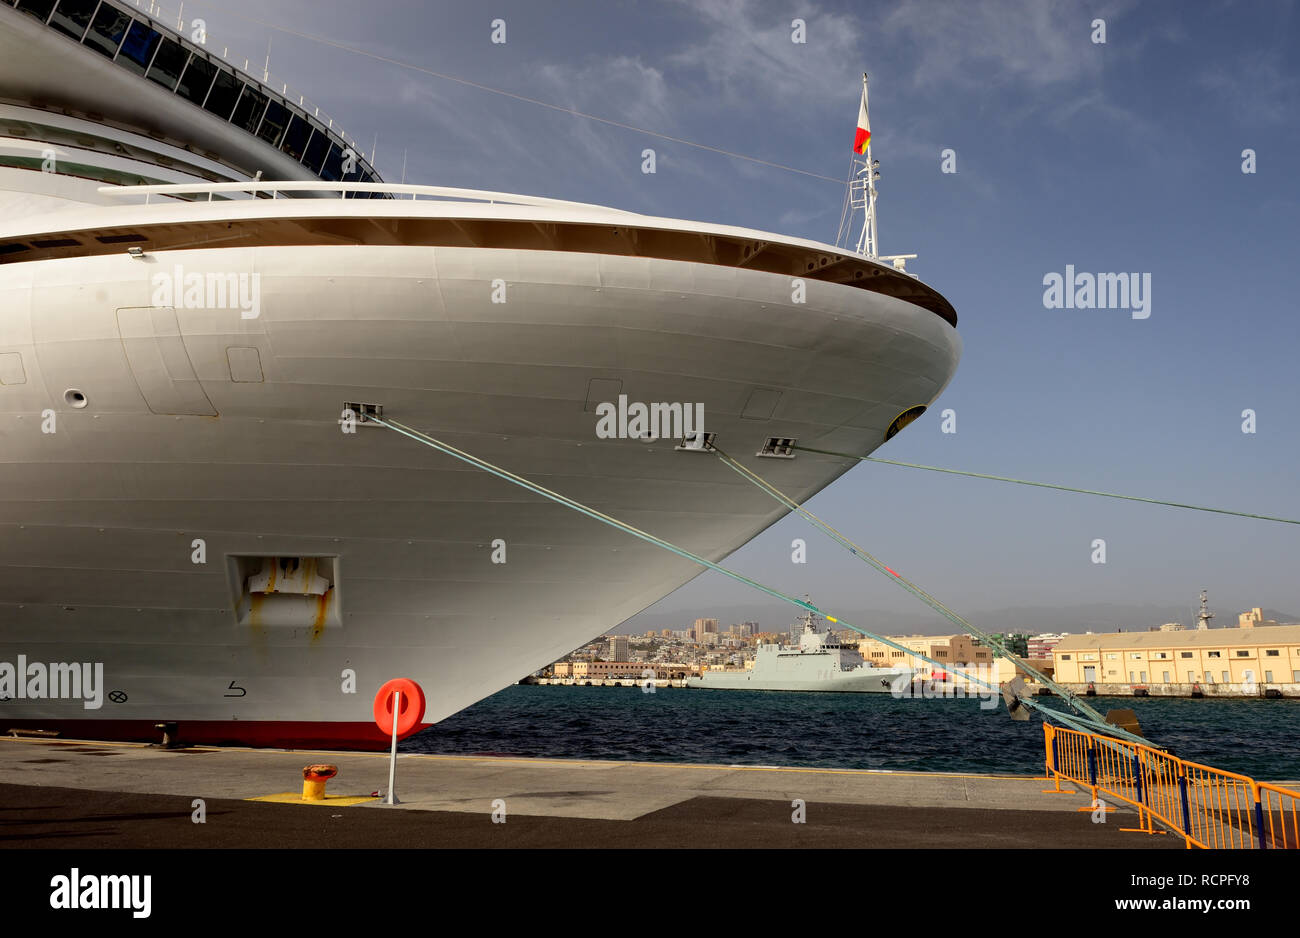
302, 764, 338, 801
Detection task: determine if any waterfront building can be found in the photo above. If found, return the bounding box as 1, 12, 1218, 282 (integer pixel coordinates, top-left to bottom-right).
565, 661, 648, 679
1052, 625, 1300, 687
856, 634, 993, 678
979, 632, 1029, 657
1027, 633, 1069, 657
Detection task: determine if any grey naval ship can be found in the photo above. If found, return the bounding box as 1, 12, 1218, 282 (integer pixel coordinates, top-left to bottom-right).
0, 1, 958, 747
687, 610, 915, 693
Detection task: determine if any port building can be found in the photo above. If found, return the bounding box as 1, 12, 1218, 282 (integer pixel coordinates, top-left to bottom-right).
1052, 624, 1300, 696
855, 634, 993, 678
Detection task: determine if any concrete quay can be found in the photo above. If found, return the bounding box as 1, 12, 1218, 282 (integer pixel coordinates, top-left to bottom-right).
0, 735, 1202, 848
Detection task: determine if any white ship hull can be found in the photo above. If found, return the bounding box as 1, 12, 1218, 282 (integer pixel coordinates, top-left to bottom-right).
0, 237, 959, 746
0, 3, 960, 748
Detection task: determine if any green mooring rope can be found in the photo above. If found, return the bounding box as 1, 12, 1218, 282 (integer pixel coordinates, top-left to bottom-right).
793, 447, 1300, 527
363, 415, 1144, 743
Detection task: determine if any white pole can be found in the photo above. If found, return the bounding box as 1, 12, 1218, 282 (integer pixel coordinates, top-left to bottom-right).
385, 689, 401, 804
863, 74, 878, 259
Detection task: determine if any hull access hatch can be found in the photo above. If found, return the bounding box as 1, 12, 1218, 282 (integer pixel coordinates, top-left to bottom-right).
229, 556, 341, 629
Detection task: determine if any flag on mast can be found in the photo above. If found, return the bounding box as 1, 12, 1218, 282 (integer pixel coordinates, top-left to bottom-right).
853, 81, 871, 154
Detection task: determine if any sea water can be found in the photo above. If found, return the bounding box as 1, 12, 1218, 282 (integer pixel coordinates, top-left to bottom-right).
404, 685, 1300, 780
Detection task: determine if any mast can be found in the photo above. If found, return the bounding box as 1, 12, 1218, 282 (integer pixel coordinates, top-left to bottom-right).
1196, 590, 1215, 630
856, 73, 879, 258
840, 73, 918, 275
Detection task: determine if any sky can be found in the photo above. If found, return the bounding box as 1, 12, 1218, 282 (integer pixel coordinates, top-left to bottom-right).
180, 0, 1300, 634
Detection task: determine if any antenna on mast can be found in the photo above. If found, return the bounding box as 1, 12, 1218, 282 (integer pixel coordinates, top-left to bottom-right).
857, 74, 879, 258
839, 73, 920, 276
1197, 590, 1215, 630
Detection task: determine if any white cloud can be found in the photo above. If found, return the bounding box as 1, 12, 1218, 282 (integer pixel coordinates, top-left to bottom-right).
666, 0, 863, 106
1200, 52, 1299, 126
878, 0, 1138, 91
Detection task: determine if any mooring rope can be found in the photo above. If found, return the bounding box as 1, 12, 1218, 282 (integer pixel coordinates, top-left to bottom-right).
362, 415, 1145, 743
710, 446, 1129, 735
793, 447, 1300, 527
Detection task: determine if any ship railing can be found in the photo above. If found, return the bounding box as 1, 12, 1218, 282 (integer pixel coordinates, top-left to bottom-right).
1043, 723, 1299, 848
96, 181, 642, 216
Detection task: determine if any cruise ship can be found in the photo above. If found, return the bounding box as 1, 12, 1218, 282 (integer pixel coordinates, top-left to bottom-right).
0, 1, 961, 748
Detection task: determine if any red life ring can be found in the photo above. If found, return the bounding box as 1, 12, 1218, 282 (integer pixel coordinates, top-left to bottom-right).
373, 678, 426, 737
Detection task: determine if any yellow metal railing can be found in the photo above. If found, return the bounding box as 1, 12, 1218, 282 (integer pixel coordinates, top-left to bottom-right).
1259, 783, 1300, 849
1043, 723, 1300, 849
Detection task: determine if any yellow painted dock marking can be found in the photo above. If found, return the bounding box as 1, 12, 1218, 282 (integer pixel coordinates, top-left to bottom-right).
247, 793, 378, 806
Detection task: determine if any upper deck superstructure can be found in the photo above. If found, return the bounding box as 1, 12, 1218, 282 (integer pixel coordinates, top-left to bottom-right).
0, 0, 383, 208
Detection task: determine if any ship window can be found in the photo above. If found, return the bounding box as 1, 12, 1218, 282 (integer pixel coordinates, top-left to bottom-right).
204, 68, 242, 120
279, 114, 311, 161
48, 0, 97, 40
319, 141, 345, 181
116, 20, 163, 76
15, 0, 56, 22
83, 3, 130, 57
256, 100, 291, 148
146, 37, 189, 92
302, 124, 330, 173
232, 85, 270, 135
176, 55, 217, 106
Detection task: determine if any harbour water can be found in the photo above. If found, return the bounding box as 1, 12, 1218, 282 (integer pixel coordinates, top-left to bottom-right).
404, 685, 1300, 780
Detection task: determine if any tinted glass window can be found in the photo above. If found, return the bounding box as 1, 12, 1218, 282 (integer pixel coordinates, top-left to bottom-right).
146, 37, 188, 91
16, 0, 56, 21
83, 4, 131, 57
279, 114, 311, 161
231, 85, 269, 135
176, 55, 217, 106
255, 100, 290, 148
319, 142, 345, 181
48, 0, 97, 39
302, 125, 330, 173
204, 68, 242, 120
117, 21, 162, 76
